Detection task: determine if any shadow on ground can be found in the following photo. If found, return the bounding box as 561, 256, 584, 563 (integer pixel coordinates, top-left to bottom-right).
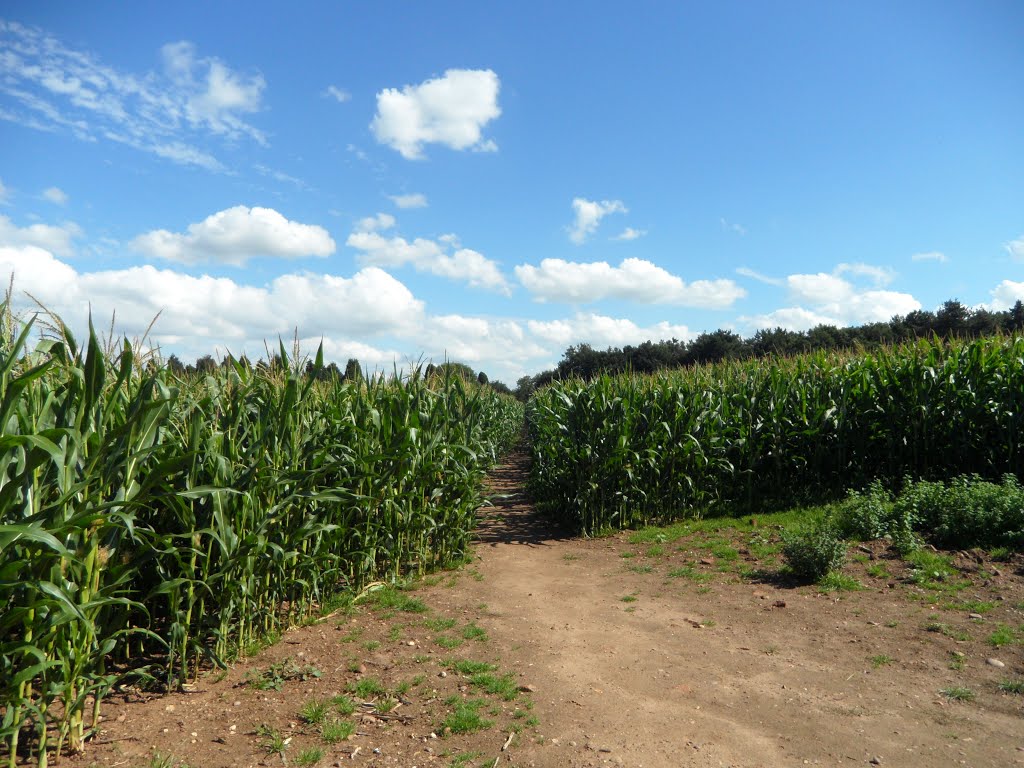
473, 449, 574, 547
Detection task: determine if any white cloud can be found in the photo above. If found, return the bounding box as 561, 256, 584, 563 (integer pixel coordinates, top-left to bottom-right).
786, 272, 853, 305
515, 257, 745, 308
371, 69, 501, 159
528, 313, 694, 349
0, 214, 82, 257
0, 245, 422, 349
568, 198, 626, 244
911, 251, 949, 264
160, 41, 265, 144
347, 228, 510, 295
0, 21, 265, 168
613, 227, 646, 241
42, 186, 68, 205
985, 279, 1024, 310
735, 266, 784, 286
739, 261, 919, 332
354, 212, 396, 233
1005, 236, 1024, 262
389, 193, 428, 209
323, 85, 351, 103
418, 315, 545, 366
130, 206, 335, 267
834, 262, 895, 286
0, 178, 10, 204
0, 243, 548, 381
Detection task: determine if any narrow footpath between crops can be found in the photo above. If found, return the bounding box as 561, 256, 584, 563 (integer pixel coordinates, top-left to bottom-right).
71, 449, 1023, 768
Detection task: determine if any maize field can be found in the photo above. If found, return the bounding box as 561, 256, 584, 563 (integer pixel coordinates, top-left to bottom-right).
0, 306, 522, 767
527, 335, 1024, 536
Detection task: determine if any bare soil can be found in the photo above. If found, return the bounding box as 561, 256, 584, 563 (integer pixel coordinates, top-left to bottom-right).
69, 450, 1024, 768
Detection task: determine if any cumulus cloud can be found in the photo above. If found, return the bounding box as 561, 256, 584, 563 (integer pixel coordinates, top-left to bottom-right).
568, 198, 626, 244
388, 193, 428, 209
417, 315, 546, 367
323, 85, 351, 103
371, 69, 501, 159
613, 227, 646, 241
347, 226, 510, 295
0, 214, 82, 257
0, 243, 546, 381
985, 279, 1024, 310
354, 212, 396, 233
515, 257, 745, 308
130, 206, 335, 267
528, 313, 694, 350
0, 21, 266, 168
0, 245, 422, 348
1005, 236, 1024, 262
739, 263, 920, 332
911, 251, 949, 264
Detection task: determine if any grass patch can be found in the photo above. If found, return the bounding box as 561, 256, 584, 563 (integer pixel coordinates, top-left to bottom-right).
940, 686, 975, 702
321, 719, 355, 744
818, 572, 863, 592
667, 566, 712, 582
620, 594, 638, 603
865, 563, 890, 579
869, 654, 893, 668
441, 698, 493, 735
988, 624, 1018, 648
445, 659, 497, 675
436, 634, 464, 649
349, 677, 387, 699
448, 752, 485, 768
256, 724, 289, 756
468, 672, 520, 701
299, 698, 329, 725
998, 679, 1024, 695
424, 616, 458, 632
361, 585, 428, 613
295, 747, 324, 767
330, 695, 357, 715
905, 550, 964, 593
461, 622, 487, 642
950, 600, 997, 614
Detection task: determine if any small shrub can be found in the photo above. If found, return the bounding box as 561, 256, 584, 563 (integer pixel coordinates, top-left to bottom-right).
781, 522, 846, 582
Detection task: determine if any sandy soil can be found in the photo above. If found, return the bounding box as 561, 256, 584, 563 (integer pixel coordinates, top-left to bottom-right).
65, 450, 1024, 768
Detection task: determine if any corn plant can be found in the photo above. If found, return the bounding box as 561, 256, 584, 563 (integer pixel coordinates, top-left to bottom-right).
527, 335, 1024, 536
0, 304, 523, 767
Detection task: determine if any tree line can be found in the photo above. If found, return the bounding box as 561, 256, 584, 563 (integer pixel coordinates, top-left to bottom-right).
514, 299, 1024, 400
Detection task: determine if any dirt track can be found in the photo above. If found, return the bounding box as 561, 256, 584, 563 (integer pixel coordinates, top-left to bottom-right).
69, 450, 1024, 768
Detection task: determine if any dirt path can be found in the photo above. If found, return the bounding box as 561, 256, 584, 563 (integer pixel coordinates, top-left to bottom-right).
68, 450, 1024, 768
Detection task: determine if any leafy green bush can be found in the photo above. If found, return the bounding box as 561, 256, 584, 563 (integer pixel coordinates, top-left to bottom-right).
899, 474, 1024, 550
782, 522, 847, 582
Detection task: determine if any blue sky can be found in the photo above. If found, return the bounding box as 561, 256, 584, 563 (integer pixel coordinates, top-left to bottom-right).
1, 2, 1022, 383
